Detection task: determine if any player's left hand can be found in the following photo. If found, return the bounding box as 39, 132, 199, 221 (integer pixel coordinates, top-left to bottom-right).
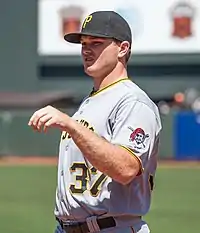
28, 105, 69, 132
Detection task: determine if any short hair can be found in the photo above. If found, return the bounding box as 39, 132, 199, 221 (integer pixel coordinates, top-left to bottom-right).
126, 47, 131, 62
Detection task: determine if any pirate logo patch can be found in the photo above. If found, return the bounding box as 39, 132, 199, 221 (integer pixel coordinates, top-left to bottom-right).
128, 127, 149, 149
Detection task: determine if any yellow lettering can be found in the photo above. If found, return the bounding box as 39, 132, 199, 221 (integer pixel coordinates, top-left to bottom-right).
80, 119, 84, 124
82, 15, 92, 28
61, 131, 71, 140
84, 121, 89, 128
89, 126, 94, 132
61, 120, 95, 142
61, 131, 67, 140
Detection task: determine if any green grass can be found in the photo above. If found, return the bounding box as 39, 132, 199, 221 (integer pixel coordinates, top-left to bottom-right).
0, 165, 199, 233
145, 167, 200, 232
0, 166, 57, 233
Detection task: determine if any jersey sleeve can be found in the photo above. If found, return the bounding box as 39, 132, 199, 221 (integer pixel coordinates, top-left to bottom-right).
109, 96, 161, 173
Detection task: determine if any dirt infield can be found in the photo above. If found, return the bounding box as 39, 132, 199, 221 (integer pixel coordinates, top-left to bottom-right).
158, 160, 200, 168
0, 156, 200, 168
0, 156, 58, 166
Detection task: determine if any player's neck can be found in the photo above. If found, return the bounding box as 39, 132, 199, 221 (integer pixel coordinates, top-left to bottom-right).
93, 66, 128, 91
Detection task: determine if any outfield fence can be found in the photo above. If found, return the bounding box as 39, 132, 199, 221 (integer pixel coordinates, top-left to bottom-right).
0, 109, 175, 159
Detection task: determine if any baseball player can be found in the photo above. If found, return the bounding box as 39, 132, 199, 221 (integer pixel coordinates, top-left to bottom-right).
28, 11, 162, 233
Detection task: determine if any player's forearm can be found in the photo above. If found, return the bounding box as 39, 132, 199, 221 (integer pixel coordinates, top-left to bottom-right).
64, 117, 139, 185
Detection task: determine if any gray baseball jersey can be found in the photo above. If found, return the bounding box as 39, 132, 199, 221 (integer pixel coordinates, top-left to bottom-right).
54, 78, 162, 225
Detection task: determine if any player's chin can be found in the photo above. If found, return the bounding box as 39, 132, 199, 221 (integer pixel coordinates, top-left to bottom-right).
84, 65, 98, 76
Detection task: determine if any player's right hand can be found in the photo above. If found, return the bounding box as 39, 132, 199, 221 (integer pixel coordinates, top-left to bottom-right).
28, 105, 70, 132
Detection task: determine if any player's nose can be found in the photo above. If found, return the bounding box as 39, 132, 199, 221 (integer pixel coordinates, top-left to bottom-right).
82, 48, 93, 56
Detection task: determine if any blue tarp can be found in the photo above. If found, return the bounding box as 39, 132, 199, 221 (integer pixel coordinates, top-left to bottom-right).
174, 111, 200, 160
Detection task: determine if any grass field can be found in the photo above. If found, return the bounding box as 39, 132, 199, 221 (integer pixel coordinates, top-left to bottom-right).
0, 164, 199, 233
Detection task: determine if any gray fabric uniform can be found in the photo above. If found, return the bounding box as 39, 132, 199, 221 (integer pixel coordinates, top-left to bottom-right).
54, 78, 162, 233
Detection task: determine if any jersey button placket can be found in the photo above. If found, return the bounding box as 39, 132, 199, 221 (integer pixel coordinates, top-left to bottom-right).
79, 99, 90, 114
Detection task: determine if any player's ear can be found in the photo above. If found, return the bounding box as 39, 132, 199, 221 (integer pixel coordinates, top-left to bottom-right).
118, 41, 130, 60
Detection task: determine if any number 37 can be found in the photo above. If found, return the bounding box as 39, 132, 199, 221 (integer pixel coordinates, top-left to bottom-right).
69, 162, 107, 197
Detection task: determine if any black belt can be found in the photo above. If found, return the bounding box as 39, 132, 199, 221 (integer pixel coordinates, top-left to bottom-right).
56, 216, 116, 233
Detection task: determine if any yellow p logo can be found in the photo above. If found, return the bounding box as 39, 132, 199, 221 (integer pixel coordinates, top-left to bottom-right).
82, 15, 93, 28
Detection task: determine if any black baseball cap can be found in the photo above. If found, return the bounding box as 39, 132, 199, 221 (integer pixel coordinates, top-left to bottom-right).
64, 11, 132, 45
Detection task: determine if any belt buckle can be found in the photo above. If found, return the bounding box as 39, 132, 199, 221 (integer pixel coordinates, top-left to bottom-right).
63, 222, 81, 233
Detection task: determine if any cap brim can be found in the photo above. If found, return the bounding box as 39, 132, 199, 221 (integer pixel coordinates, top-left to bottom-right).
64, 32, 112, 44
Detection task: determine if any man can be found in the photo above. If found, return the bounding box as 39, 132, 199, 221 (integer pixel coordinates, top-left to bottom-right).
28, 11, 162, 233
